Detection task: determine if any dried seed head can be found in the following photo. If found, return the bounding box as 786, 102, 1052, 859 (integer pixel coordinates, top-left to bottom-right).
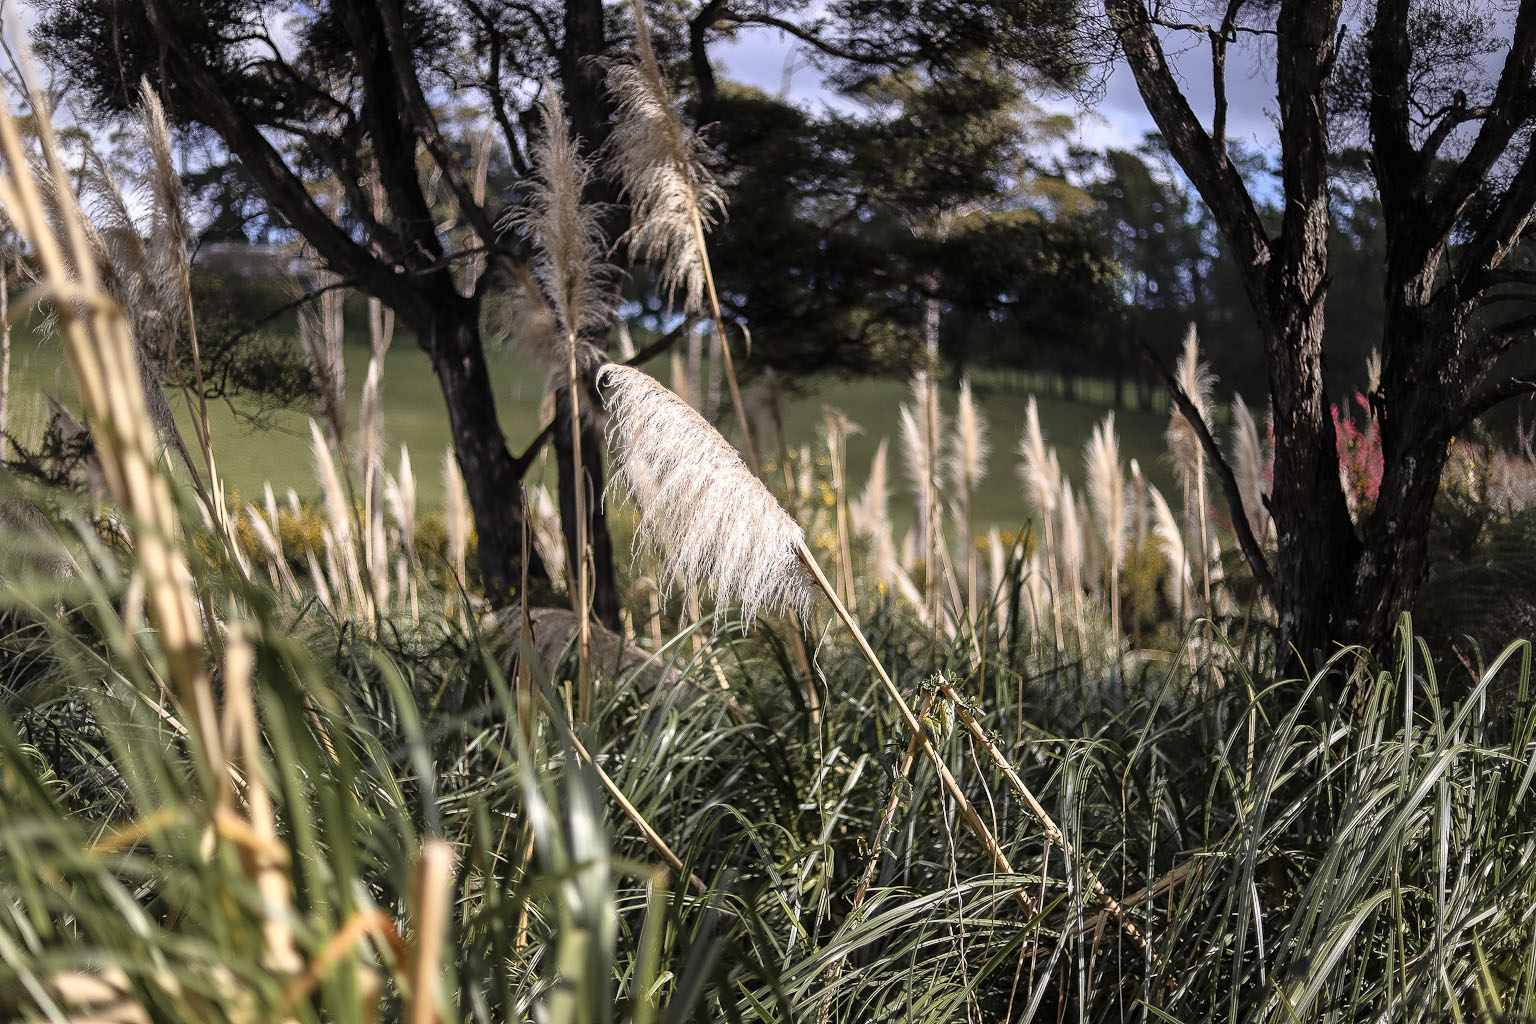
598, 362, 812, 626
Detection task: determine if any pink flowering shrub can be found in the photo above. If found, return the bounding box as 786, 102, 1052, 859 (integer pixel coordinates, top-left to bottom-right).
1333, 392, 1382, 517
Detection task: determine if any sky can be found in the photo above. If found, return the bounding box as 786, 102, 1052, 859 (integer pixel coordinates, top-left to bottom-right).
714, 19, 1283, 157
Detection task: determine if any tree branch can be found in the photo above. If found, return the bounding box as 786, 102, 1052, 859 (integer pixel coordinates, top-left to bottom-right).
1368, 0, 1417, 228
1105, 0, 1271, 288
376, 0, 504, 250
1139, 339, 1276, 602
1423, 2, 1536, 242
1459, 372, 1536, 427
141, 0, 418, 324
512, 314, 698, 472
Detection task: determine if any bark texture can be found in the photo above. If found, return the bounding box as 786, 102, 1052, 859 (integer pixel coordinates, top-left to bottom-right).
1108, 0, 1536, 674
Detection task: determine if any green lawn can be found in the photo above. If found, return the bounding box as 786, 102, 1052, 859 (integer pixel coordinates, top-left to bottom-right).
8, 331, 1179, 532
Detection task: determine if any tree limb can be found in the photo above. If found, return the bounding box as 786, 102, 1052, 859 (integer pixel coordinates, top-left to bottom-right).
1459, 373, 1536, 427
1105, 0, 1272, 288
1138, 339, 1276, 602
141, 0, 418, 324
512, 315, 699, 472
1423, 2, 1536, 244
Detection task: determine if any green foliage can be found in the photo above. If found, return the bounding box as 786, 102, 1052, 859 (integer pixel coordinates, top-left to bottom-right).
3, 482, 1536, 1020
702, 75, 1118, 380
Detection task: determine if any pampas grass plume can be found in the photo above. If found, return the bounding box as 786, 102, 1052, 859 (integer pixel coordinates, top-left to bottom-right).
1149, 484, 1190, 618
1018, 396, 1058, 516
606, 0, 725, 315
1084, 412, 1126, 575
1230, 394, 1269, 541
950, 377, 988, 496
598, 363, 812, 625
508, 88, 612, 351
442, 448, 471, 587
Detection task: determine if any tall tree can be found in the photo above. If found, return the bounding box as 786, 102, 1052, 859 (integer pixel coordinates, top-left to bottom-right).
32, 0, 1090, 623
1103, 0, 1536, 671
31, 0, 573, 610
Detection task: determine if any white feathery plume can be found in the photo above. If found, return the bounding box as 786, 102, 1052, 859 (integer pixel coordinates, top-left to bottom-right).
305, 544, 333, 610
1017, 396, 1064, 647
310, 419, 367, 614
598, 363, 813, 625
606, 0, 726, 315
949, 377, 989, 497
512, 85, 613, 712
597, 377, 1090, 932
442, 447, 470, 592
795, 443, 815, 516
898, 376, 944, 550
1230, 394, 1270, 543
616, 317, 637, 360
1084, 411, 1126, 638
528, 483, 567, 588
898, 398, 928, 535
1084, 412, 1126, 576
506, 259, 566, 377
138, 84, 189, 325
851, 437, 900, 592
1168, 323, 1215, 613
849, 437, 890, 541
243, 504, 278, 590
1057, 478, 1083, 599
1129, 458, 1149, 556
951, 377, 988, 615
1149, 484, 1191, 621
1166, 326, 1214, 509
508, 88, 613, 351
1057, 478, 1086, 647
1018, 396, 1058, 517
384, 445, 418, 565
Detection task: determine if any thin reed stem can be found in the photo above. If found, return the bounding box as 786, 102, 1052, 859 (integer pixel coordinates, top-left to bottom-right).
549, 699, 707, 894
933, 679, 1154, 958
794, 540, 1038, 914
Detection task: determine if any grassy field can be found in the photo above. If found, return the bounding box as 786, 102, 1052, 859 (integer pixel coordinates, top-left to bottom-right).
7, 328, 1176, 529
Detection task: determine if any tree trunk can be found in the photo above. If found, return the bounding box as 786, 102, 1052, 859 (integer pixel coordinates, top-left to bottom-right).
425, 305, 547, 605
553, 384, 622, 631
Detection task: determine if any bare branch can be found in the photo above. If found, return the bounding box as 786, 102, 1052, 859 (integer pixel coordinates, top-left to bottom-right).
1105, 0, 1272, 285
1138, 340, 1276, 601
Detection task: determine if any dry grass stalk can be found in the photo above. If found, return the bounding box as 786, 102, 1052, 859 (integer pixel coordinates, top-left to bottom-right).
949, 378, 988, 615
935, 678, 1153, 957
607, 0, 762, 475
0, 71, 228, 795
513, 86, 611, 719
221, 628, 303, 975
1018, 397, 1063, 648
1084, 412, 1126, 642
600, 363, 1038, 909
405, 840, 455, 1024
1167, 325, 1215, 615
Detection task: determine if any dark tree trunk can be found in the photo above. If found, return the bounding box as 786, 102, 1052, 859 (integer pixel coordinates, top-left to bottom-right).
426, 301, 547, 605
552, 385, 622, 631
